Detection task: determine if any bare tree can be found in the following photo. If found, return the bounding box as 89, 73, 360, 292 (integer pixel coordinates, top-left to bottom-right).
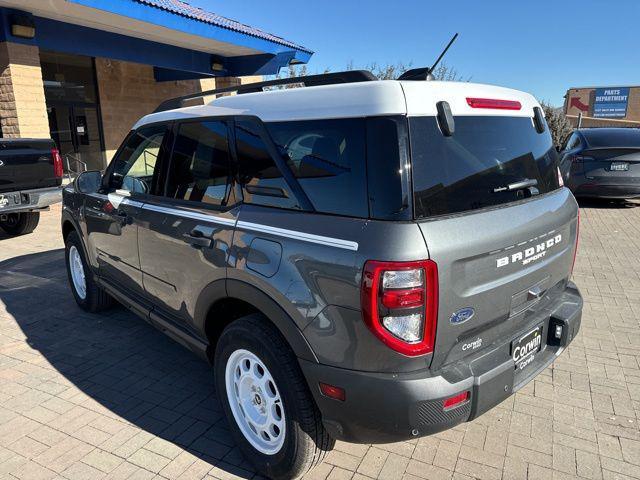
540, 101, 573, 147
274, 61, 467, 82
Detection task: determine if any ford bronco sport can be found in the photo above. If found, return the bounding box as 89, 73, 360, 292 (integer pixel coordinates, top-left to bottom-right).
61, 70, 582, 480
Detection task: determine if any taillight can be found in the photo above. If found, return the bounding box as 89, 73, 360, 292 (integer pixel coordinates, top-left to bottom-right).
361, 260, 438, 356
466, 97, 522, 110
52, 148, 64, 178
571, 210, 580, 277
570, 155, 591, 175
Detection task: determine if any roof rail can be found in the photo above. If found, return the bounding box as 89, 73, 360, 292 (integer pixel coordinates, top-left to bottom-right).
153, 70, 378, 113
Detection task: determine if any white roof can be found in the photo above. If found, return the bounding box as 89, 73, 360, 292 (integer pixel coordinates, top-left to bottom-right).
134, 80, 541, 129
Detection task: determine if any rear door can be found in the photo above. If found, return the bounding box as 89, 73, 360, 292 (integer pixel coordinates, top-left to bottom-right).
137, 118, 239, 332
409, 114, 579, 371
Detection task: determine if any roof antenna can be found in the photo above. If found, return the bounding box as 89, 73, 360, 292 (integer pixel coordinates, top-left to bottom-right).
397, 33, 459, 81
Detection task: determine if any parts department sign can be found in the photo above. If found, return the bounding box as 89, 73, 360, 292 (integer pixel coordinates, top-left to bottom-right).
594, 87, 630, 118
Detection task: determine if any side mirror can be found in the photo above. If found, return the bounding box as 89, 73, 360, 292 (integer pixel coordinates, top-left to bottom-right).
75, 170, 103, 194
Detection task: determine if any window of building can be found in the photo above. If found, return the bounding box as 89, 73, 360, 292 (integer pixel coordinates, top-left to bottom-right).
166, 121, 232, 206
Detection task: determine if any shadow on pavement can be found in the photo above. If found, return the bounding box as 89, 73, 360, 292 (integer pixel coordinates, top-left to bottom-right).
576, 198, 640, 209
0, 249, 255, 477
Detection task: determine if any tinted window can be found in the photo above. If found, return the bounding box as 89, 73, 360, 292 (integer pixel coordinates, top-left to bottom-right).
366, 117, 411, 220
565, 133, 580, 150
411, 116, 560, 219
166, 121, 232, 205
267, 119, 367, 217
582, 128, 640, 148
111, 124, 166, 195
235, 120, 299, 210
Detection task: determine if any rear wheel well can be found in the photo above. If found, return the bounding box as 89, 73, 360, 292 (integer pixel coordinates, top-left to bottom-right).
205, 297, 259, 361
62, 220, 76, 241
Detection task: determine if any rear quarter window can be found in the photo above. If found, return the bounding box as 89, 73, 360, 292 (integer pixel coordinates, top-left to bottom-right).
266, 118, 368, 217
410, 116, 561, 219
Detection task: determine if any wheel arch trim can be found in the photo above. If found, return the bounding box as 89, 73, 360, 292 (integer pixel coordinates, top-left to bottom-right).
195, 279, 318, 363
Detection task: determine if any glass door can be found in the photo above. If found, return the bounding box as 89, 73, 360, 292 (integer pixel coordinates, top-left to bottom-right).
42, 51, 106, 172
47, 103, 105, 172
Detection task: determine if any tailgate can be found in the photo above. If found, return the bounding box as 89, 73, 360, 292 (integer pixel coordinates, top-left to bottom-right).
420, 189, 578, 370
0, 139, 58, 193
580, 148, 640, 181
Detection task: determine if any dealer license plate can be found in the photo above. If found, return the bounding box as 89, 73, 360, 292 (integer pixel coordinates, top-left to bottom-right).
610, 162, 629, 171
511, 326, 543, 371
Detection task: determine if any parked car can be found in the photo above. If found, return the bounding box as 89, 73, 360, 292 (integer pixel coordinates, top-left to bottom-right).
0, 138, 64, 235
61, 71, 582, 480
560, 128, 640, 200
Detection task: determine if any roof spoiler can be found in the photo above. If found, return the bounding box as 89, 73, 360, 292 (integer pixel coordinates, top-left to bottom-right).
153, 70, 377, 113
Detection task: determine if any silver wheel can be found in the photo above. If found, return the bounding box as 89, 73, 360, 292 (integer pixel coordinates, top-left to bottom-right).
69, 245, 87, 300
225, 349, 286, 455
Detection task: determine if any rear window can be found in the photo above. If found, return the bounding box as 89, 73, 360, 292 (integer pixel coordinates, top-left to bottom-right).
410, 116, 561, 219
582, 129, 640, 148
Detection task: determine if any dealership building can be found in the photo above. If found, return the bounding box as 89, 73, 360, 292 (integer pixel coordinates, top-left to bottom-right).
564, 85, 640, 128
0, 0, 312, 171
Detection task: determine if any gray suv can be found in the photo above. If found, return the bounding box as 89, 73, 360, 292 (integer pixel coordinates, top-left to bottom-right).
61, 71, 582, 480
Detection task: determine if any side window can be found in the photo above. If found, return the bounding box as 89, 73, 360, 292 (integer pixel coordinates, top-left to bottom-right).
166, 121, 232, 206
564, 133, 580, 151
266, 118, 368, 217
235, 119, 299, 209
111, 124, 166, 195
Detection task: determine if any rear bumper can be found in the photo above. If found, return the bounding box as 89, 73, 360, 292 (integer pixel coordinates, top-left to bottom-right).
0, 186, 62, 214
570, 176, 640, 199
301, 281, 582, 443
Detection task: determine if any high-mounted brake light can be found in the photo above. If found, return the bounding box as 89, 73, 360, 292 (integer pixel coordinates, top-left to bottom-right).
51, 148, 64, 178
466, 97, 522, 110
361, 260, 438, 356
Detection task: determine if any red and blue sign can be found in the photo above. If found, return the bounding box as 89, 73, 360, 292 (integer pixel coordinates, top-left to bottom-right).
594, 87, 630, 118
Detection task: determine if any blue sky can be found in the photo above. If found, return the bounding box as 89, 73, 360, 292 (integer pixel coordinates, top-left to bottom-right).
190, 1, 639, 106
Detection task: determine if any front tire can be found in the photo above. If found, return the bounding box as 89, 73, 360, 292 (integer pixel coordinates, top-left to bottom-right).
215, 314, 334, 480
64, 231, 113, 312
0, 212, 40, 235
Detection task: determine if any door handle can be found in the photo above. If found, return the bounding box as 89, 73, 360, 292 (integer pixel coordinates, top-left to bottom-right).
183, 229, 212, 248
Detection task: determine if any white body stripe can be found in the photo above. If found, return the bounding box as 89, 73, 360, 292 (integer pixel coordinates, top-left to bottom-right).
236, 220, 359, 251
88, 193, 358, 251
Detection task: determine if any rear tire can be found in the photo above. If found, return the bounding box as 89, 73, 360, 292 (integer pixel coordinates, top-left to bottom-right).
0, 212, 40, 235
65, 230, 113, 312
215, 314, 334, 480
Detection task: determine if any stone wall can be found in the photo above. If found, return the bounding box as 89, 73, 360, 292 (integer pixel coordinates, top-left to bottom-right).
0, 42, 49, 138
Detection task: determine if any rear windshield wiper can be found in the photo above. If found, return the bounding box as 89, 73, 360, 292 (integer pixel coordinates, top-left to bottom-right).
492, 178, 538, 193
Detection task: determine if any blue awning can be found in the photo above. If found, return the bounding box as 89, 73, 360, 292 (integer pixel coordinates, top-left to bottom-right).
0, 0, 312, 78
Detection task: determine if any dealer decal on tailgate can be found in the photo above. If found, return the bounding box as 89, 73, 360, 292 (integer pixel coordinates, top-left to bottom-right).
511, 326, 543, 371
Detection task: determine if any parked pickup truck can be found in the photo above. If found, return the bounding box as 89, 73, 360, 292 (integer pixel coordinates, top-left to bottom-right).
0, 138, 64, 236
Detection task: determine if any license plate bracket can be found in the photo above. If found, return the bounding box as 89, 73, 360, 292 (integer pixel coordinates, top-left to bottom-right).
610, 162, 629, 171
511, 325, 543, 370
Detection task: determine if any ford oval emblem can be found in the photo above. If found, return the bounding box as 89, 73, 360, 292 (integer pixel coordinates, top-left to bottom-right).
450, 307, 475, 324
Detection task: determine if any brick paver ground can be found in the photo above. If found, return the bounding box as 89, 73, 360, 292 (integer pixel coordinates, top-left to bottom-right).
0, 201, 639, 480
